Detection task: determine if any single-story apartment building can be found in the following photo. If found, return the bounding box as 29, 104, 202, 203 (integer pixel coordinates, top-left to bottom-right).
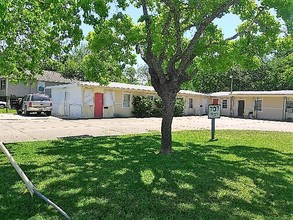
210, 91, 293, 121
48, 81, 293, 121
48, 82, 208, 119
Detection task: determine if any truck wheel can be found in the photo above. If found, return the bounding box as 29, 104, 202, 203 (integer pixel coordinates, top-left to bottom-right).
46, 111, 51, 116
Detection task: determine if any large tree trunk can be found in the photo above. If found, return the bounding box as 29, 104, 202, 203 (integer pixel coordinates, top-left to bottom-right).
160, 92, 177, 154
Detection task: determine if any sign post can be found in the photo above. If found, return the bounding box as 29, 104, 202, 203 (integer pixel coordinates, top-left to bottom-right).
208, 104, 221, 141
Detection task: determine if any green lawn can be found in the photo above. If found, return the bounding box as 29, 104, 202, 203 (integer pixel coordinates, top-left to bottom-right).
0, 130, 292, 219
0, 108, 15, 114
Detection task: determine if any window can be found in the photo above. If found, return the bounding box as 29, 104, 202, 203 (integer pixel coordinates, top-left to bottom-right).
0, 79, 6, 90
222, 100, 228, 109
123, 93, 131, 108
286, 100, 293, 112
37, 81, 45, 92
188, 98, 193, 109
254, 99, 262, 111
286, 100, 293, 108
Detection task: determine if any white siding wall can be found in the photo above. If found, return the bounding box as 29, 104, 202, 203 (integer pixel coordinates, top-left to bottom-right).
51, 88, 66, 116
82, 88, 94, 118
51, 86, 83, 118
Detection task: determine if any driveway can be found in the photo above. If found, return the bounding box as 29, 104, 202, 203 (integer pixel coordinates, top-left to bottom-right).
0, 113, 292, 143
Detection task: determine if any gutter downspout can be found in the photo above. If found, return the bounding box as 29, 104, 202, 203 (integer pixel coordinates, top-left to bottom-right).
5, 78, 9, 112
230, 95, 234, 117
283, 96, 287, 121
254, 97, 258, 119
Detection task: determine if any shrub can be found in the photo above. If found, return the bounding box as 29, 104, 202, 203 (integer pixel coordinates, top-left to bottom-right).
151, 98, 163, 117
132, 96, 153, 117
174, 98, 184, 117
151, 97, 184, 117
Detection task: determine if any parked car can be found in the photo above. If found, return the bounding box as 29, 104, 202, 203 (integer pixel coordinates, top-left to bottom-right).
17, 93, 52, 116
0, 101, 6, 108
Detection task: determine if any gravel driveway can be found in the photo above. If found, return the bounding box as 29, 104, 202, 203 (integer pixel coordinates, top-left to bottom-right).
0, 114, 292, 143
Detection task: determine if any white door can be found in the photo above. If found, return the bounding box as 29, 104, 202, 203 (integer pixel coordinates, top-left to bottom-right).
103, 91, 115, 118
202, 98, 207, 115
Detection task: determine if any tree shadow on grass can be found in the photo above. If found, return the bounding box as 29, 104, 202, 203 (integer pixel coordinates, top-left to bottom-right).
0, 134, 292, 219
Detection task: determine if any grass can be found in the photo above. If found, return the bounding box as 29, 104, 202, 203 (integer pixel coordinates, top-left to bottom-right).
0, 108, 16, 114
0, 130, 292, 219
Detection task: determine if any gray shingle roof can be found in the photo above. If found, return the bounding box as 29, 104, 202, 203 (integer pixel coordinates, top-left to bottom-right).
36, 71, 78, 83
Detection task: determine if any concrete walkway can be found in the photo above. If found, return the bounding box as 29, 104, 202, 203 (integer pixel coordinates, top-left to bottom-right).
0, 114, 292, 143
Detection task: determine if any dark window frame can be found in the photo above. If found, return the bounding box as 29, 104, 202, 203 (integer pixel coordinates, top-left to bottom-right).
222, 100, 228, 109
254, 99, 262, 111
188, 98, 193, 109
0, 79, 6, 90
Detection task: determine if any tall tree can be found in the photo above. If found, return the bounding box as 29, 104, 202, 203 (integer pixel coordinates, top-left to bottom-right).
123, 66, 139, 84
137, 65, 151, 85
85, 0, 292, 154
182, 36, 293, 93
60, 44, 90, 80
0, 0, 86, 81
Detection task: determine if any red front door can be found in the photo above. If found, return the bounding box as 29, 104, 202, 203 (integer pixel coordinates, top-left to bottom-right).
94, 93, 103, 119
213, 99, 219, 105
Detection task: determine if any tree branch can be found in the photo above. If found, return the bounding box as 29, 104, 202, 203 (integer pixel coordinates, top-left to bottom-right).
178, 0, 240, 72
141, 0, 168, 87
141, 0, 152, 57
224, 6, 266, 41
158, 13, 172, 62
161, 0, 182, 84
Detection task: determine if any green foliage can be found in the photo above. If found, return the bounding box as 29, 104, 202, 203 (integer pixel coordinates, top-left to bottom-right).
174, 98, 184, 117
152, 97, 163, 117
137, 65, 151, 85
152, 97, 184, 117
1, 130, 292, 219
59, 44, 90, 80
183, 36, 293, 93
0, 0, 83, 80
132, 96, 184, 118
123, 66, 139, 84
132, 95, 153, 117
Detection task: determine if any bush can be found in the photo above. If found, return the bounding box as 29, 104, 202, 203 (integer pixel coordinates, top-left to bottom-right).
132, 96, 153, 117
174, 98, 184, 117
151, 98, 163, 117
151, 97, 184, 117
